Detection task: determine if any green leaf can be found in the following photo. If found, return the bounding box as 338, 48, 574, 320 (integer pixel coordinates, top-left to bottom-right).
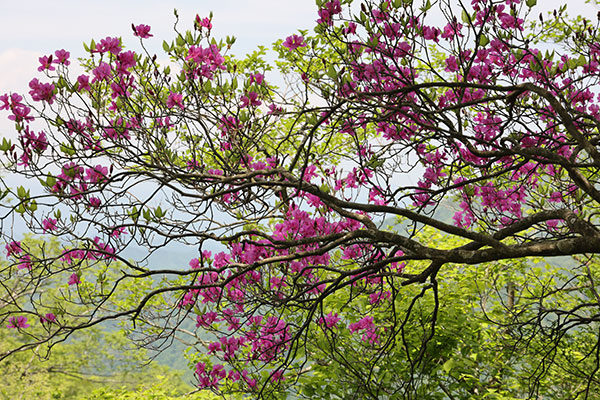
60, 143, 76, 156
129, 206, 139, 222
0, 138, 11, 151
16, 186, 28, 200
442, 358, 456, 374
461, 10, 470, 24
526, 0, 537, 7
162, 40, 170, 53
478, 34, 489, 47
326, 65, 337, 79
46, 175, 57, 188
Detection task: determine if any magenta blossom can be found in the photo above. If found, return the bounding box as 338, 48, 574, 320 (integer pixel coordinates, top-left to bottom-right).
0, 94, 9, 110
195, 15, 212, 30
317, 0, 342, 26
283, 35, 307, 50
7, 316, 29, 329
92, 62, 112, 83
77, 75, 91, 92
17, 254, 32, 270
240, 92, 261, 108
111, 227, 127, 237
68, 272, 81, 285
167, 92, 184, 109
268, 103, 284, 115
38, 55, 56, 72
89, 197, 101, 208
95, 37, 121, 55
40, 313, 56, 324
5, 241, 22, 257
29, 78, 55, 104
53, 49, 70, 66
133, 24, 153, 38
318, 312, 340, 328
42, 218, 57, 233
249, 73, 264, 85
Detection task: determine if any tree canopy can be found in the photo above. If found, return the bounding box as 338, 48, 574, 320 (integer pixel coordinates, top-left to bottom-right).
2, 0, 600, 398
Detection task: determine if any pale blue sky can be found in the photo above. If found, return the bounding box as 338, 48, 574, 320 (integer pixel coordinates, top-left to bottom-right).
0, 0, 318, 92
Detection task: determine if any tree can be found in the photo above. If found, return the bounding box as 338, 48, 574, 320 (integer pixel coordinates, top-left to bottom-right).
2, 0, 600, 397
0, 236, 194, 399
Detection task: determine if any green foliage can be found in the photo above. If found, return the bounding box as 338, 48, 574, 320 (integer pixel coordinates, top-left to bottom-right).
290, 227, 600, 399
0, 236, 192, 399
82, 376, 216, 400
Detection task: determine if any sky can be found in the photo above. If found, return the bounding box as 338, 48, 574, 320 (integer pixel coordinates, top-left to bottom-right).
0, 0, 319, 93
1, 0, 598, 93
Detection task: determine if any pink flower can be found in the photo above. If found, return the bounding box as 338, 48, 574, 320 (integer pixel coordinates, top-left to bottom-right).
40, 313, 56, 324
445, 56, 459, 72
95, 37, 121, 55
272, 370, 285, 382
5, 241, 22, 257
68, 272, 81, 285
441, 22, 463, 40
38, 55, 56, 72
348, 315, 379, 344
268, 103, 284, 115
547, 219, 560, 230
29, 78, 55, 104
283, 35, 307, 50
0, 94, 9, 110
422, 26, 440, 42
343, 22, 357, 35
116, 51, 136, 73
92, 62, 112, 83
549, 191, 563, 203
318, 312, 340, 328
89, 197, 101, 208
17, 254, 32, 270
196, 311, 218, 327
189, 258, 201, 269
240, 91, 261, 108
7, 316, 29, 329
8, 102, 33, 122
249, 72, 264, 85
133, 24, 153, 38
166, 92, 184, 109
42, 218, 57, 233
53, 49, 70, 66
77, 75, 91, 92
111, 227, 127, 237
317, 0, 342, 26
85, 165, 108, 183
195, 15, 212, 30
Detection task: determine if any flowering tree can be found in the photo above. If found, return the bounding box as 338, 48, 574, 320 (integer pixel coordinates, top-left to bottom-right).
2, 0, 600, 397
